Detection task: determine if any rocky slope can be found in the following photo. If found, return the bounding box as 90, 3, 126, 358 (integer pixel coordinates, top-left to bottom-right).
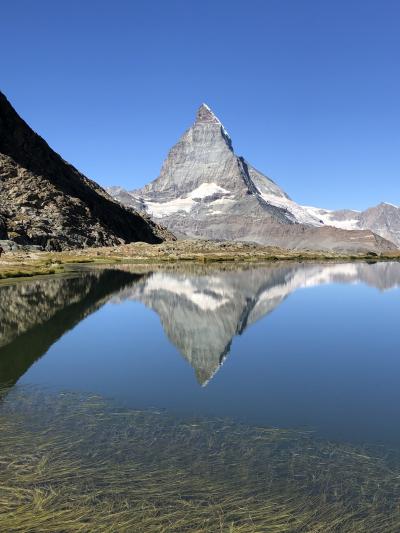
308, 203, 400, 247
0, 91, 172, 251
109, 104, 397, 253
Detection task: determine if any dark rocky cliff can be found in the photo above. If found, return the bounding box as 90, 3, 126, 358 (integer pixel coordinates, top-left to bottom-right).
0, 91, 173, 250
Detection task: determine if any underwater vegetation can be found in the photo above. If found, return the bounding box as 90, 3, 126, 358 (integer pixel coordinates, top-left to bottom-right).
0, 386, 400, 532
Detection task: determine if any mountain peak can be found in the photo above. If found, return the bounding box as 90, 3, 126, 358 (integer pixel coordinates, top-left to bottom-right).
196, 103, 221, 124
380, 202, 399, 209
195, 103, 232, 147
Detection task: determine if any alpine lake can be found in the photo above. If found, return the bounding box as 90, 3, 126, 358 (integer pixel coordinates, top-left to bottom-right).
1, 260, 400, 532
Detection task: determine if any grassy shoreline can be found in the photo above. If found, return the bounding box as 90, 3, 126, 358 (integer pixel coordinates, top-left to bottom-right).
1, 240, 399, 282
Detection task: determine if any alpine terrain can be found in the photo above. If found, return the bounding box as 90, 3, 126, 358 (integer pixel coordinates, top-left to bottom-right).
109, 104, 398, 252
307, 203, 400, 247
0, 91, 172, 251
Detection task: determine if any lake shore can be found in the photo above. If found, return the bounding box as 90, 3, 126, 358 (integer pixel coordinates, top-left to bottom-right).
1, 239, 399, 282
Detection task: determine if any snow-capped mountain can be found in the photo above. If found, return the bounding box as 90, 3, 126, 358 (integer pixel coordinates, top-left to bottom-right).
305, 203, 400, 247
108, 104, 397, 252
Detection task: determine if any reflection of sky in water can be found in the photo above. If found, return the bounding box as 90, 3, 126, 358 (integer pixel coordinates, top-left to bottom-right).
1, 262, 399, 446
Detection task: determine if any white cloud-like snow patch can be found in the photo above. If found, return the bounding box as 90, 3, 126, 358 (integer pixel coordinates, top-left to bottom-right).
303, 206, 361, 230
144, 183, 232, 218
257, 193, 324, 225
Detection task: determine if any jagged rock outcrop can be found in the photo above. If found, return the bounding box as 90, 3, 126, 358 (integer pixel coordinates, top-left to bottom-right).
0, 91, 173, 251
358, 203, 400, 246
307, 203, 400, 247
108, 103, 396, 253
0, 213, 7, 239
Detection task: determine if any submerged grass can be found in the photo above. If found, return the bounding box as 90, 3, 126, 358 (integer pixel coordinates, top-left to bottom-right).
0, 386, 400, 532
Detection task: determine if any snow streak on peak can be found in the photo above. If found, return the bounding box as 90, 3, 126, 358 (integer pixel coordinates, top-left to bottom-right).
144, 183, 232, 218
381, 202, 399, 208
196, 103, 231, 140
201, 102, 212, 112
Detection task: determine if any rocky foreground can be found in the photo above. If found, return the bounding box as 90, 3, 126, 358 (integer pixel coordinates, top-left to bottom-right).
1, 240, 399, 282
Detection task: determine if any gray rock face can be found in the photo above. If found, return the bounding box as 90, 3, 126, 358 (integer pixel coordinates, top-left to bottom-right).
0, 214, 7, 239
359, 203, 400, 246
0, 92, 173, 251
306, 203, 400, 247
0, 239, 42, 252
109, 104, 396, 253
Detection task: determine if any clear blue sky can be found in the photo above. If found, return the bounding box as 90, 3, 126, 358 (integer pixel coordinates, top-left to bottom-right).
1, 0, 399, 209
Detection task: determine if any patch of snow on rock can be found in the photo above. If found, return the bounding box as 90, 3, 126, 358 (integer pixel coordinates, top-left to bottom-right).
145, 183, 232, 218
258, 194, 324, 226
382, 202, 399, 208
304, 206, 361, 230
188, 183, 231, 199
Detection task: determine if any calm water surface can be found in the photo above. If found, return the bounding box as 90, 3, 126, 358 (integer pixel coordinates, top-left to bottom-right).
1, 261, 400, 445
2, 261, 400, 530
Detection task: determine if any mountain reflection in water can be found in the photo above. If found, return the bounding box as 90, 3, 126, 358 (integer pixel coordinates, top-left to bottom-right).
1, 261, 399, 389
0, 270, 140, 386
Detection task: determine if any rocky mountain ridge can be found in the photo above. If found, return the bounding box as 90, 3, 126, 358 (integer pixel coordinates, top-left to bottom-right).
307, 202, 400, 246
108, 104, 398, 252
0, 91, 172, 251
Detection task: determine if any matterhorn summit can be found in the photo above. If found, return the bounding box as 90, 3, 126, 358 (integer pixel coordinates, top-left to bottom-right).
108, 104, 397, 253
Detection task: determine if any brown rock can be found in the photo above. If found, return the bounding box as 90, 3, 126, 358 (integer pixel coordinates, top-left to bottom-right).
0, 92, 174, 251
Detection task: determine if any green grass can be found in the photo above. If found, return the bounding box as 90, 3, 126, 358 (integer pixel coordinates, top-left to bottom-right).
0, 386, 399, 532
0, 266, 63, 280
